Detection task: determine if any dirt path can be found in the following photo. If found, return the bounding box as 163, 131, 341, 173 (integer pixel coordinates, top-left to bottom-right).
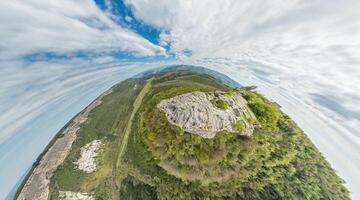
116, 77, 153, 167
112, 78, 153, 200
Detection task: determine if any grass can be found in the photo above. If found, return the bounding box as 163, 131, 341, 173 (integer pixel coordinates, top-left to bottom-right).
232, 120, 245, 132
116, 78, 153, 168
48, 70, 349, 200
49, 78, 146, 199
126, 72, 350, 199
211, 99, 229, 110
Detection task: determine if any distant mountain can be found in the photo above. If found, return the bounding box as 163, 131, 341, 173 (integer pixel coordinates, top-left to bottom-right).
137, 65, 241, 88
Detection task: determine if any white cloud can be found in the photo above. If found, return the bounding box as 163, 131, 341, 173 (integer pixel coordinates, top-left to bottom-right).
0, 0, 359, 199
0, 0, 165, 60
126, 0, 360, 59
125, 15, 133, 22
0, 1, 168, 198
126, 0, 360, 198
0, 58, 173, 199
125, 0, 360, 130
191, 60, 360, 199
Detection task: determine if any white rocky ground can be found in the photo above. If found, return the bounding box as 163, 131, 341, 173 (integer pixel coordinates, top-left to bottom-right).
158, 91, 257, 138
74, 140, 102, 173
17, 91, 109, 200
17, 90, 110, 200
59, 191, 94, 200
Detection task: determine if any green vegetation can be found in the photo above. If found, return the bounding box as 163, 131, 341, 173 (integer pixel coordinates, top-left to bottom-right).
116, 78, 153, 168
232, 120, 245, 132
49, 78, 147, 200
225, 88, 240, 96
119, 176, 157, 200
211, 99, 229, 110
142, 104, 252, 185
130, 72, 349, 199
48, 70, 349, 200
247, 116, 257, 125
242, 91, 280, 128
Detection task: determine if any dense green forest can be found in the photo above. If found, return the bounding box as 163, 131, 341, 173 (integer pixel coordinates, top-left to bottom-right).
48, 70, 349, 200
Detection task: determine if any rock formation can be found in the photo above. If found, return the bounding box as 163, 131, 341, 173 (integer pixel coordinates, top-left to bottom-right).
17, 90, 111, 200
74, 140, 102, 173
158, 90, 257, 138
59, 191, 94, 200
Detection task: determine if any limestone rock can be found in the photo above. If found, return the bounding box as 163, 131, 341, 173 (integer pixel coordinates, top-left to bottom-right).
16, 89, 110, 200
158, 90, 257, 138
59, 191, 94, 200
74, 140, 102, 173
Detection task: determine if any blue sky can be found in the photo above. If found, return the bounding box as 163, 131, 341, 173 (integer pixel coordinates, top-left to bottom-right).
95, 0, 162, 44
0, 0, 360, 199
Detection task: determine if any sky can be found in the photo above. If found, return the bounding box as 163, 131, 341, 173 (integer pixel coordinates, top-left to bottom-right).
0, 0, 359, 199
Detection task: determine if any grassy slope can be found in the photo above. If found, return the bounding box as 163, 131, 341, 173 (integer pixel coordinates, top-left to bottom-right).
116, 78, 153, 168
121, 72, 232, 199
48, 71, 349, 200
49, 78, 146, 199
123, 72, 350, 200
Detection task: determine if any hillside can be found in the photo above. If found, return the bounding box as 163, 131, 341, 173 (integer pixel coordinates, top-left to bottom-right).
17, 67, 349, 200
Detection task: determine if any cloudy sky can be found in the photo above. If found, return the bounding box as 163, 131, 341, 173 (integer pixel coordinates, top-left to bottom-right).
0, 0, 359, 199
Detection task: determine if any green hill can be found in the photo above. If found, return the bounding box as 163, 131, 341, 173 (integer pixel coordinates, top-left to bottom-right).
48, 69, 349, 200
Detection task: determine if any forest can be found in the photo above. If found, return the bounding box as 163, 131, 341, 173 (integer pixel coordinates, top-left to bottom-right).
48, 71, 349, 200
129, 72, 350, 199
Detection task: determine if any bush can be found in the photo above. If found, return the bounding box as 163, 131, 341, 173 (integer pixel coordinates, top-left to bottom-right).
242, 91, 280, 127
211, 99, 229, 110
232, 120, 245, 132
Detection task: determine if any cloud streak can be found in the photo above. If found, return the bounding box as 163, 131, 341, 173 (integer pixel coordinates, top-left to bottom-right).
0, 58, 168, 199
0, 0, 359, 199
125, 0, 360, 197
0, 0, 165, 60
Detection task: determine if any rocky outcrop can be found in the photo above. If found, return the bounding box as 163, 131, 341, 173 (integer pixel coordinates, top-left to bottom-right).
59, 191, 94, 200
74, 140, 102, 173
158, 90, 257, 138
17, 90, 111, 200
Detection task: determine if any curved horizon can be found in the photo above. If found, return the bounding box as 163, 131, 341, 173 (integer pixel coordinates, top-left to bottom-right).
1, 1, 359, 199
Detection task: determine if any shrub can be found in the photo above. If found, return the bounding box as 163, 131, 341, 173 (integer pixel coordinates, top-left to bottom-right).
232, 120, 245, 132
147, 132, 157, 141
242, 91, 280, 128
211, 99, 229, 110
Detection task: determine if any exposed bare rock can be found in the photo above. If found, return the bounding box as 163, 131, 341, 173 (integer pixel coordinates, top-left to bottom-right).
158, 91, 257, 138
59, 191, 94, 200
17, 90, 111, 200
74, 140, 102, 173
